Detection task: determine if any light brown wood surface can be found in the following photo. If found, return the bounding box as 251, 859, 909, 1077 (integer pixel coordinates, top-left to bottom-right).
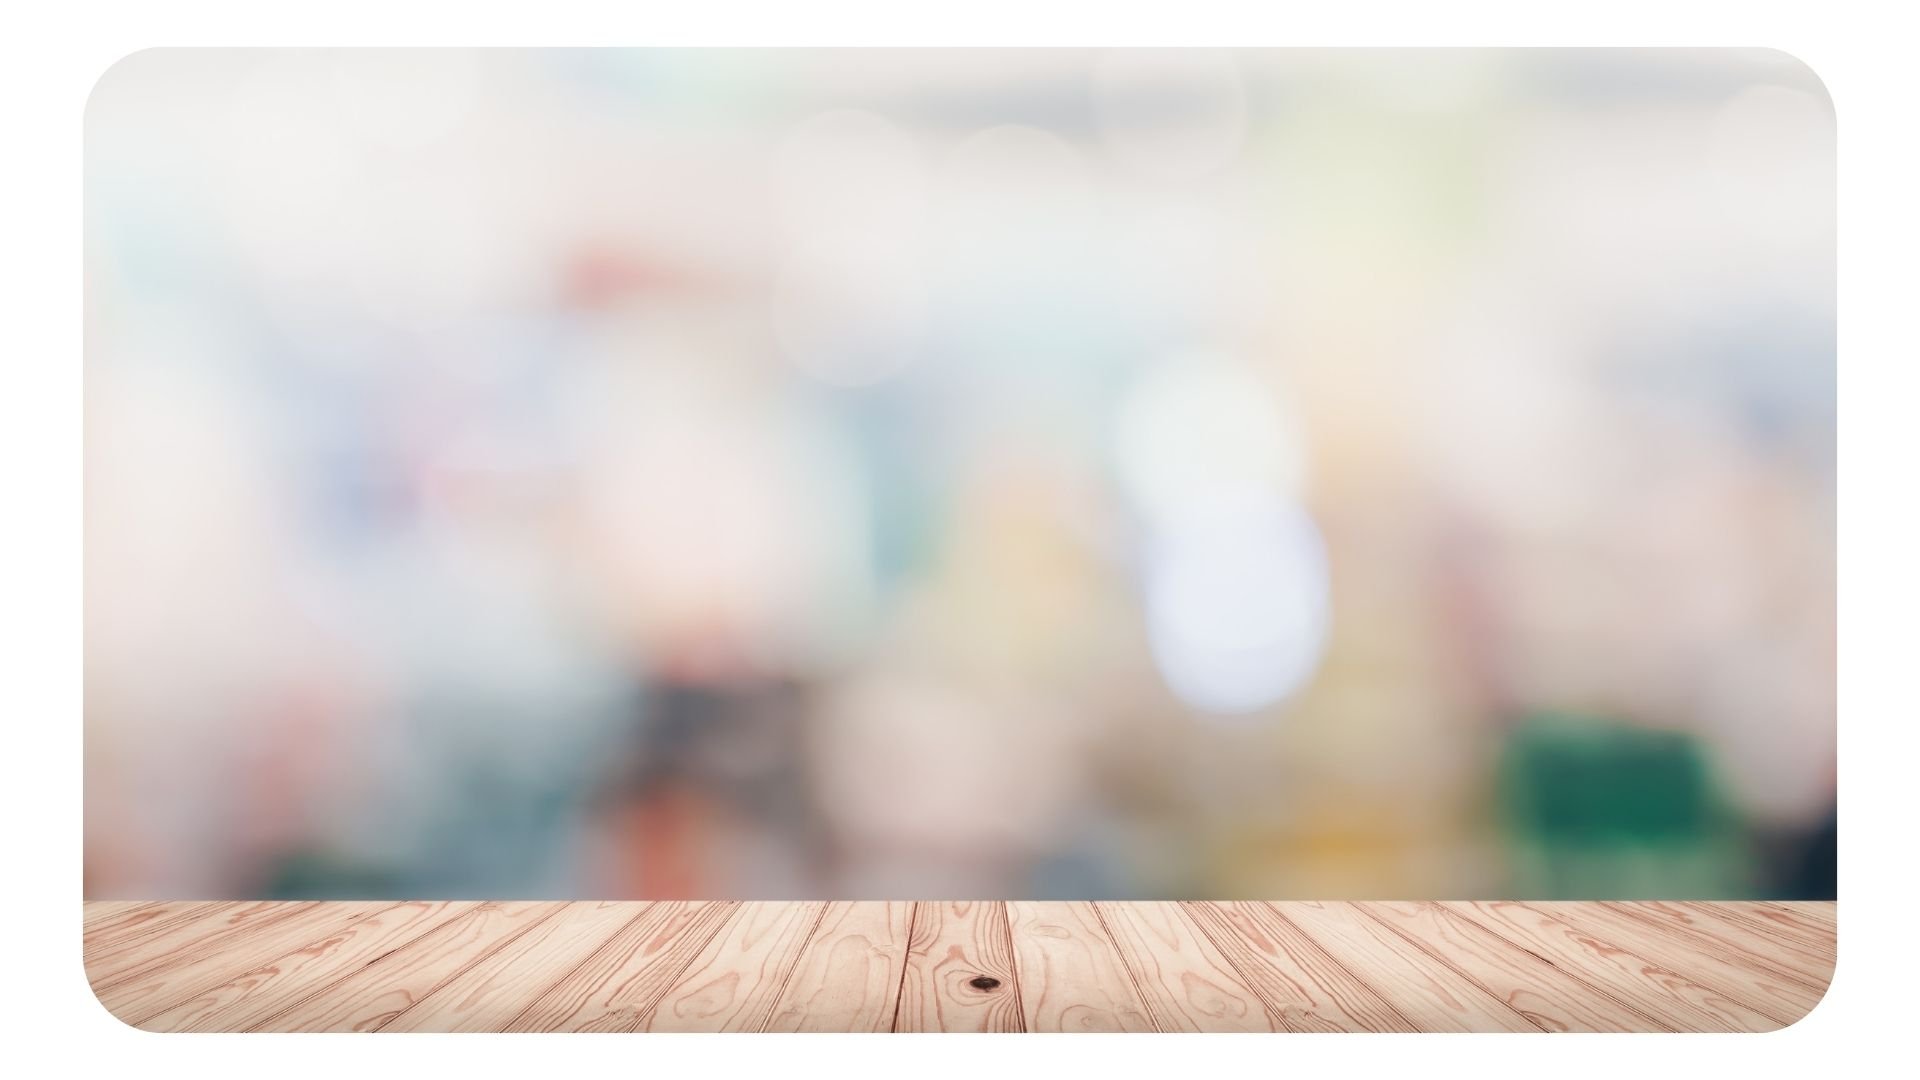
83, 900, 1833, 1032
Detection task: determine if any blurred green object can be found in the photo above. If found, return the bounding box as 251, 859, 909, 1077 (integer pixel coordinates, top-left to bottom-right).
260, 852, 407, 900
1496, 712, 1756, 899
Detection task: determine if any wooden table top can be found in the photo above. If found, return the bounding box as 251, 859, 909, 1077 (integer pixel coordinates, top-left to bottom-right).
83, 900, 1834, 1033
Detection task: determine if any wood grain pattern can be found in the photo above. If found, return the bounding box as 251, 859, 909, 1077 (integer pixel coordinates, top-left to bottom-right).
1735, 902, 1837, 954
139, 901, 475, 1032
1550, 902, 1828, 1019
93, 903, 389, 1023
84, 901, 1833, 1033
504, 901, 737, 1032
84, 901, 222, 956
252, 902, 557, 1032
1180, 901, 1415, 1032
87, 901, 321, 988
639, 901, 821, 1032
1272, 900, 1540, 1032
1096, 901, 1283, 1032
84, 901, 159, 925
1443, 901, 1784, 1032
1762, 901, 1835, 930
1005, 901, 1154, 1032
381, 902, 650, 1032
1602, 901, 1837, 985
763, 901, 913, 1032
894, 901, 1023, 1032
1354, 901, 1663, 1032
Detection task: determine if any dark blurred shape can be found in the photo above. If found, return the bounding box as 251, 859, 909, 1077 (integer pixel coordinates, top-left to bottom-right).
591, 679, 823, 898
1755, 804, 1837, 901
1497, 713, 1755, 899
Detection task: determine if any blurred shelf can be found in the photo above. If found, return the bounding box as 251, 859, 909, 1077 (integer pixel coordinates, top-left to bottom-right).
83, 898, 1833, 1033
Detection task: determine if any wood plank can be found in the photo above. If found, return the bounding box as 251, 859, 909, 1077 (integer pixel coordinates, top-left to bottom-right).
1645, 902, 1837, 976
138, 901, 482, 1032
640, 902, 822, 1032
252, 902, 559, 1032
1177, 902, 1415, 1032
84, 901, 221, 956
1264, 901, 1537, 1032
77, 900, 1834, 1033
1762, 901, 1836, 930
84, 901, 158, 924
87, 901, 318, 988
1682, 902, 1836, 959
763, 901, 914, 1032
1354, 901, 1662, 1032
894, 901, 1023, 1032
1551, 903, 1827, 1020
1605, 895, 1827, 980
1598, 901, 1834, 989
1095, 901, 1285, 1032
1443, 902, 1786, 1032
94, 904, 386, 1023
507, 901, 739, 1032
1005, 901, 1154, 1032
383, 902, 652, 1033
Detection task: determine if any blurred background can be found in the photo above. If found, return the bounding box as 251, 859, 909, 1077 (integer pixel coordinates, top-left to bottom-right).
83, 49, 1834, 901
